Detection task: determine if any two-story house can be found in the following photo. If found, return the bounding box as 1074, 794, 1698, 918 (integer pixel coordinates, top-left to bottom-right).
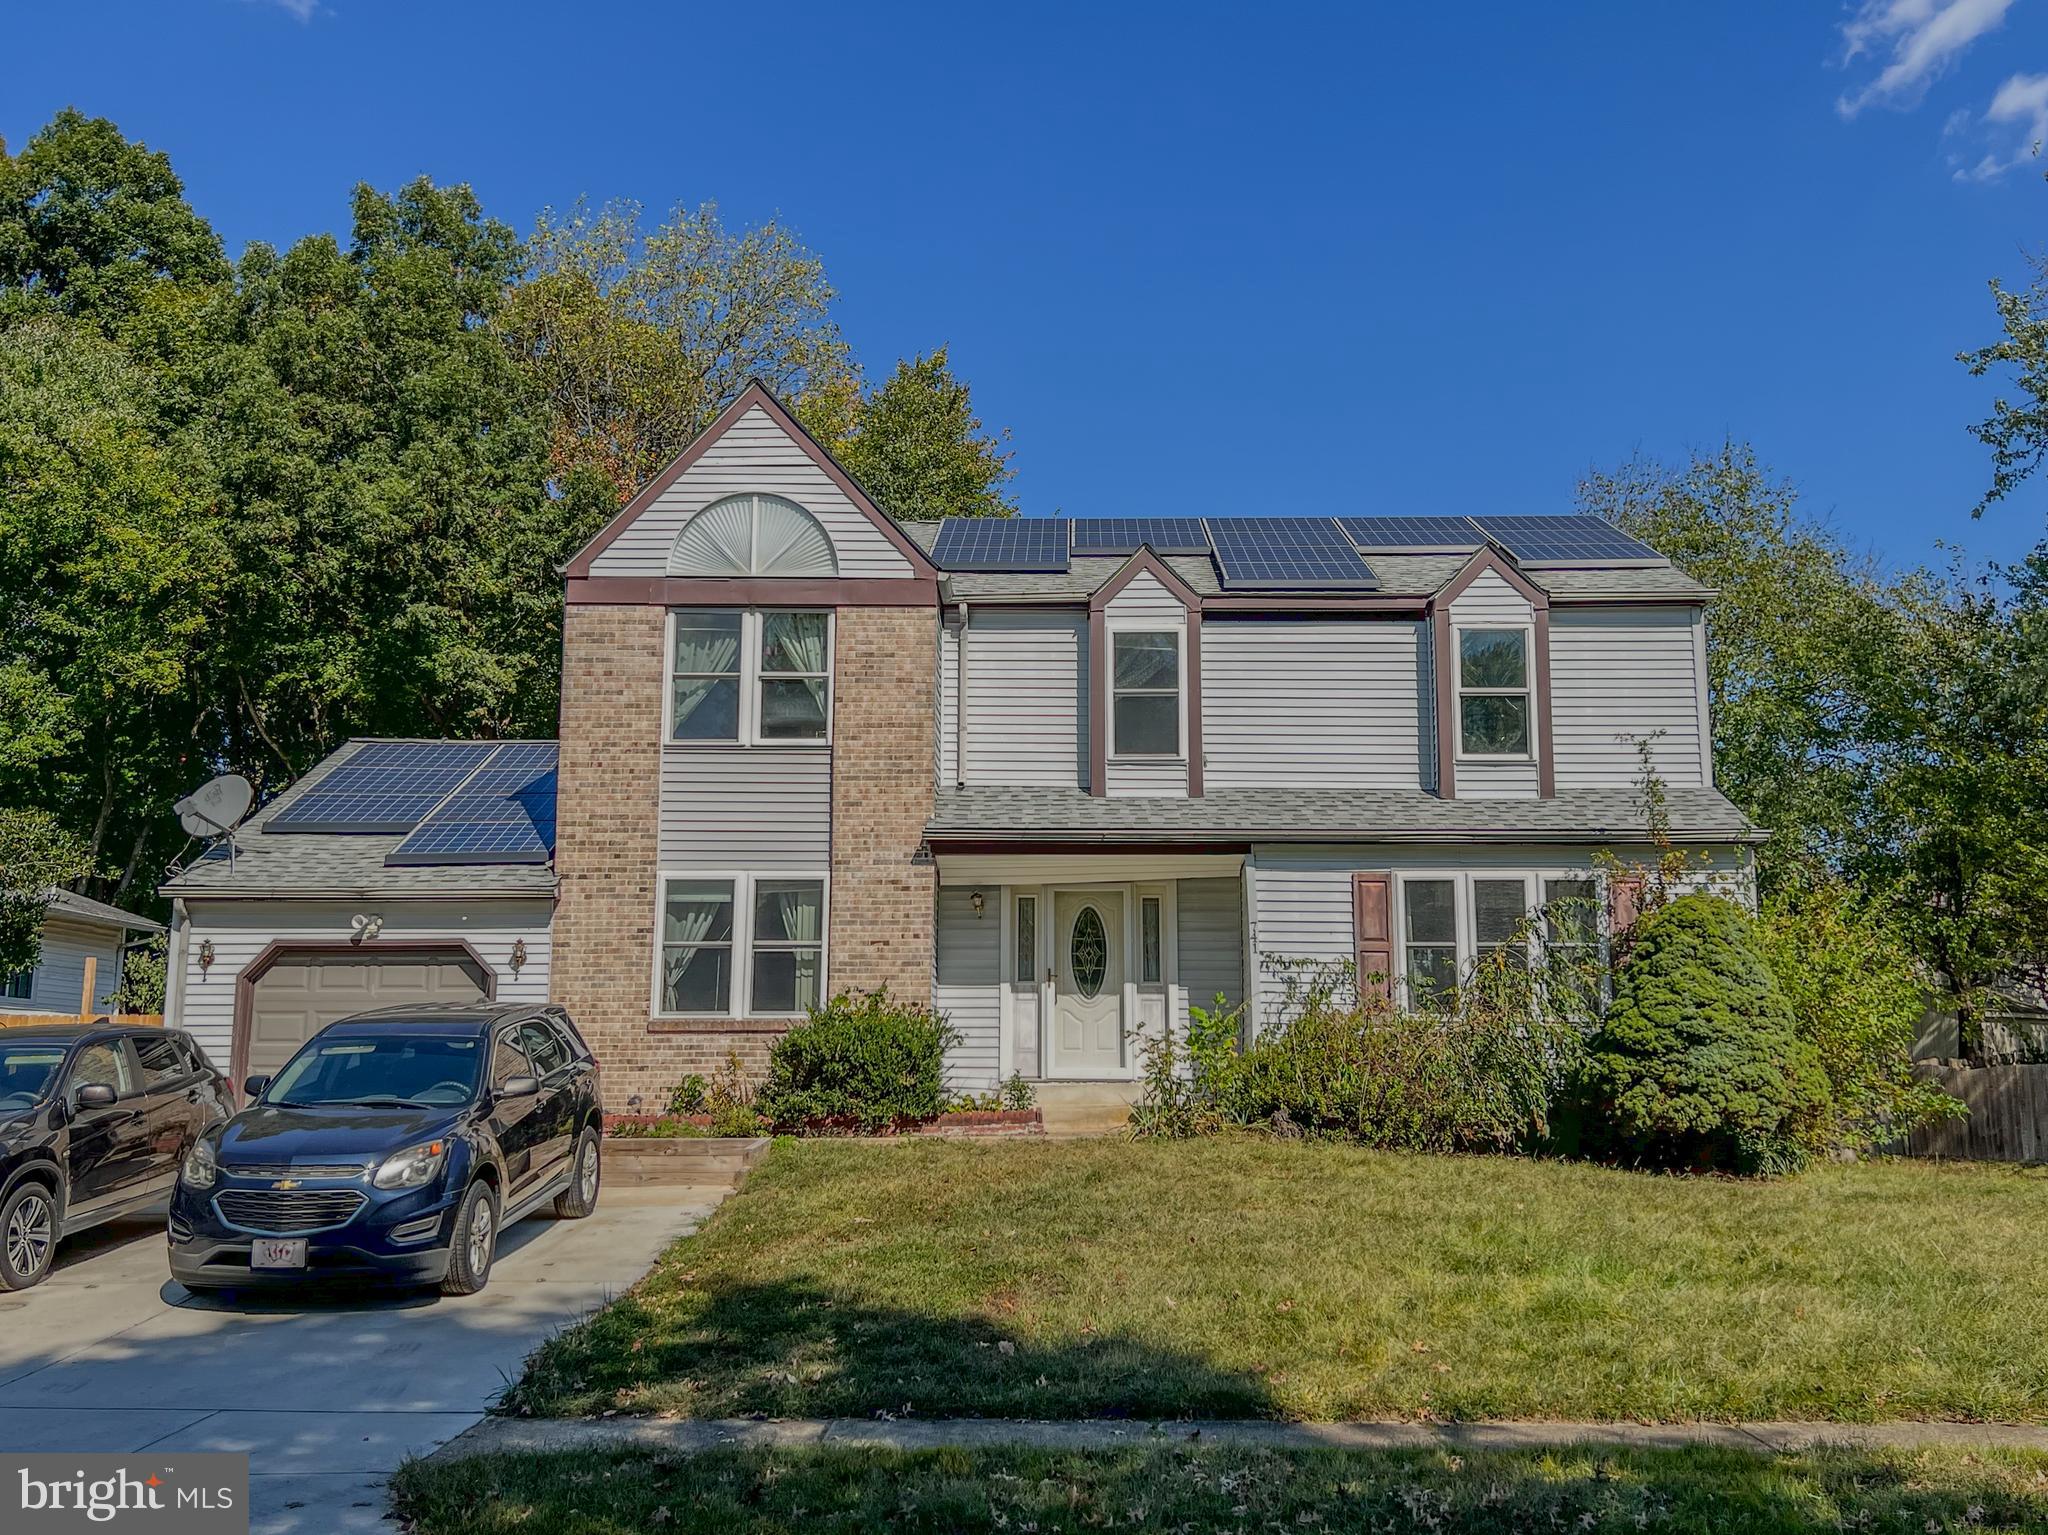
160, 383, 1758, 1105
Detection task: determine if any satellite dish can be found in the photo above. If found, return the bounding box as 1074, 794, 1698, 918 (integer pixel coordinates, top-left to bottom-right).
176, 774, 255, 840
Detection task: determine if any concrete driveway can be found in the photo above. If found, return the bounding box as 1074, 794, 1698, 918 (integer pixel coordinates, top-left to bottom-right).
0, 1182, 733, 1532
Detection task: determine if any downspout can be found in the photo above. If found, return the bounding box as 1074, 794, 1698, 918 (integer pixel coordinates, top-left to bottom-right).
955, 599, 970, 788
164, 898, 188, 1029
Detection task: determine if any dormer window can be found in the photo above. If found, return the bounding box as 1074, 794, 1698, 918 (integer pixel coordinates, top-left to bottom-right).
1111, 630, 1182, 757
1456, 627, 1532, 757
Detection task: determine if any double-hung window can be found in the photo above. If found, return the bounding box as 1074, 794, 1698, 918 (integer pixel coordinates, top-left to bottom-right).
1111, 630, 1181, 757
2, 968, 31, 1001
1402, 878, 1458, 1010
669, 609, 831, 744
1456, 628, 1532, 757
1541, 876, 1602, 1017
658, 874, 826, 1017
1473, 878, 1531, 969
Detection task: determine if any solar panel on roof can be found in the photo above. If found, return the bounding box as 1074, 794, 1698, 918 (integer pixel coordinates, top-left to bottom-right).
1069, 518, 1211, 556
1335, 515, 1484, 553
1204, 517, 1381, 590
1469, 515, 1665, 567
266, 741, 498, 834
386, 743, 558, 866
930, 518, 1070, 571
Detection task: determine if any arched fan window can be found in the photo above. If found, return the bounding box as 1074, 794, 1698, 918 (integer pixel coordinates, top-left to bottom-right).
668, 494, 838, 578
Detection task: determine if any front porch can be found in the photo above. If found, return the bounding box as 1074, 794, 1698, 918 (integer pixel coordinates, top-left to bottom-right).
931, 852, 1246, 1091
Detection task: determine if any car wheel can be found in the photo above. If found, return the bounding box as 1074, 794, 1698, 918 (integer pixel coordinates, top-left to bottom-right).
439, 1180, 498, 1297
0, 1181, 59, 1291
553, 1128, 601, 1219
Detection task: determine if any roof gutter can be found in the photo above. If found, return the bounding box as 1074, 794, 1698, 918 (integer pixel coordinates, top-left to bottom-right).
925, 825, 1768, 847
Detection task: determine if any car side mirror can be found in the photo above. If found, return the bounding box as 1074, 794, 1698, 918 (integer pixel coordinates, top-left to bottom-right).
242, 1075, 268, 1100
74, 1083, 117, 1110
498, 1075, 539, 1101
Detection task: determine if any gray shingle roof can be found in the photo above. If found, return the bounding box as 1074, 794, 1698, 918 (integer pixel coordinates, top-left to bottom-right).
41, 889, 163, 932
899, 523, 1711, 602
159, 739, 558, 900
927, 784, 1762, 844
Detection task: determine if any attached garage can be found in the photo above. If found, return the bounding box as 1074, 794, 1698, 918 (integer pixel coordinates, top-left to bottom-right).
236, 944, 495, 1083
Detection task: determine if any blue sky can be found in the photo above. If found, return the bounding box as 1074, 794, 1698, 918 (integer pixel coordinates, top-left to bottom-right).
10, 1, 2048, 571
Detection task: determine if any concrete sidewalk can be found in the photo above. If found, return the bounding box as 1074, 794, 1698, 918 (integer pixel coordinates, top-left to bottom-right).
438, 1414, 2048, 1460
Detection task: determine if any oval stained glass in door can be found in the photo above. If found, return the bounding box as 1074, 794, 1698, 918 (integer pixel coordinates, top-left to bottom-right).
1070, 905, 1107, 998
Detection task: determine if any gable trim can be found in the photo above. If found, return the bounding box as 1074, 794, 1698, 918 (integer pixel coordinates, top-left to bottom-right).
562, 380, 942, 581
1430, 546, 1555, 800
1087, 549, 1205, 614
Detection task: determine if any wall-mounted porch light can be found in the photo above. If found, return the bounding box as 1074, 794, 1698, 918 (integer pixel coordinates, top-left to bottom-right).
197, 939, 215, 974
970, 890, 986, 919
510, 938, 528, 974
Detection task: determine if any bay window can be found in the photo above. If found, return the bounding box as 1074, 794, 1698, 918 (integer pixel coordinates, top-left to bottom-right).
658, 873, 827, 1017
1456, 627, 1532, 757
1111, 629, 1181, 757
668, 609, 832, 744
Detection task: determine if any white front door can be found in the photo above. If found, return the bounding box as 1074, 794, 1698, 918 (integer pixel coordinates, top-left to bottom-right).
1053, 890, 1124, 1074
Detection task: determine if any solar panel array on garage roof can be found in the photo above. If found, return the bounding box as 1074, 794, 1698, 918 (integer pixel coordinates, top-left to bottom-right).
1335, 515, 1486, 553
930, 518, 1070, 571
386, 742, 558, 865
265, 741, 499, 834
1204, 517, 1380, 590
1068, 517, 1212, 556
1468, 515, 1665, 567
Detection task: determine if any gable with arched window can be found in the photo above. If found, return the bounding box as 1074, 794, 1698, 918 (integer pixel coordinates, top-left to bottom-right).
668, 493, 838, 578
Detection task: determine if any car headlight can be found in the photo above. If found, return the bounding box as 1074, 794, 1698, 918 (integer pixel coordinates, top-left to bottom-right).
372, 1139, 450, 1190
181, 1136, 218, 1190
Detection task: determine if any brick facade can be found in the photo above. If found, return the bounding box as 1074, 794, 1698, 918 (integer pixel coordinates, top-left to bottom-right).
552, 600, 939, 1107
827, 606, 938, 1000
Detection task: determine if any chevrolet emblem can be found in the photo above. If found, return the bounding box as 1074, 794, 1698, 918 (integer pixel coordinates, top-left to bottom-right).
272, 1178, 302, 1191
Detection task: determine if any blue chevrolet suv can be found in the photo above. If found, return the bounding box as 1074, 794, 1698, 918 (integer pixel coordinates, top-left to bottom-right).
168, 1004, 602, 1296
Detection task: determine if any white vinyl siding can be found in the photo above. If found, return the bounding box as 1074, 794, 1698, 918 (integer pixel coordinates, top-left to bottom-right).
962, 608, 1089, 788
939, 614, 961, 785
589, 404, 914, 579
1104, 571, 1189, 798
0, 917, 126, 1016
1176, 876, 1244, 1015
1550, 606, 1708, 788
659, 747, 832, 870
1448, 569, 1540, 800
167, 899, 553, 1071
935, 885, 1001, 1090
1201, 619, 1425, 789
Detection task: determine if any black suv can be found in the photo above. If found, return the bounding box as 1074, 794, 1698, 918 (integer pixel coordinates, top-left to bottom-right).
168, 1004, 603, 1296
0, 1022, 232, 1290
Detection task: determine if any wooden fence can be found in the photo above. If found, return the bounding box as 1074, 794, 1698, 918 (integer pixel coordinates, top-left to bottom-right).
0, 1013, 163, 1029
1900, 1062, 2048, 1164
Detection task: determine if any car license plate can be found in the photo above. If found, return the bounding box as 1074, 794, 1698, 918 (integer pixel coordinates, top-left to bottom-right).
251, 1238, 306, 1269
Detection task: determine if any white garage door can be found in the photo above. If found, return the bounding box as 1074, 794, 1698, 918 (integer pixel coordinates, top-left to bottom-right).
244, 949, 490, 1079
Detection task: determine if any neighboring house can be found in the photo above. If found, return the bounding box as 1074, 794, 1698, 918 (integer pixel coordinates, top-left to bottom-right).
162, 382, 1760, 1101
0, 889, 162, 1017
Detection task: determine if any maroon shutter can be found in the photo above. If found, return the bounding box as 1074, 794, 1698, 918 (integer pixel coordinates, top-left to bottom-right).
1353, 871, 1395, 1002
1608, 874, 1644, 938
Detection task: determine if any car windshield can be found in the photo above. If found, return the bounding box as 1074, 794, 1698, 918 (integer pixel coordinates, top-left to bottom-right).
266, 1035, 482, 1108
0, 1043, 67, 1109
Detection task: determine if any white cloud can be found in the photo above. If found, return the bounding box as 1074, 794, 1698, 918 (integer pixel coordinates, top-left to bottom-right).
1836, 0, 2017, 117
1954, 70, 2048, 177
242, 0, 323, 21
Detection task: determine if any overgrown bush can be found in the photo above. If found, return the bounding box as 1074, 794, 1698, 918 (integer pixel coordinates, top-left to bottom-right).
1756, 881, 1964, 1152
1578, 892, 1830, 1173
1000, 1072, 1037, 1111
1222, 962, 1580, 1153
665, 1074, 709, 1116
754, 988, 957, 1131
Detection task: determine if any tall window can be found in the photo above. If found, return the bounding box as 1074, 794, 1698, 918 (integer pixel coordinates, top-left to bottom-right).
1013, 896, 1037, 984
1402, 878, 1458, 1010
660, 879, 735, 1013
1112, 630, 1180, 756
1140, 896, 1163, 983
1542, 876, 1601, 1017
671, 611, 743, 741
669, 610, 831, 744
752, 879, 825, 1012
659, 874, 826, 1017
1457, 628, 1531, 757
758, 612, 830, 741
2, 969, 31, 1001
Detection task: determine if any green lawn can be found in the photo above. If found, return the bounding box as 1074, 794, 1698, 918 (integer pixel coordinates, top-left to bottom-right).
510, 1138, 2048, 1422
392, 1444, 2048, 1534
